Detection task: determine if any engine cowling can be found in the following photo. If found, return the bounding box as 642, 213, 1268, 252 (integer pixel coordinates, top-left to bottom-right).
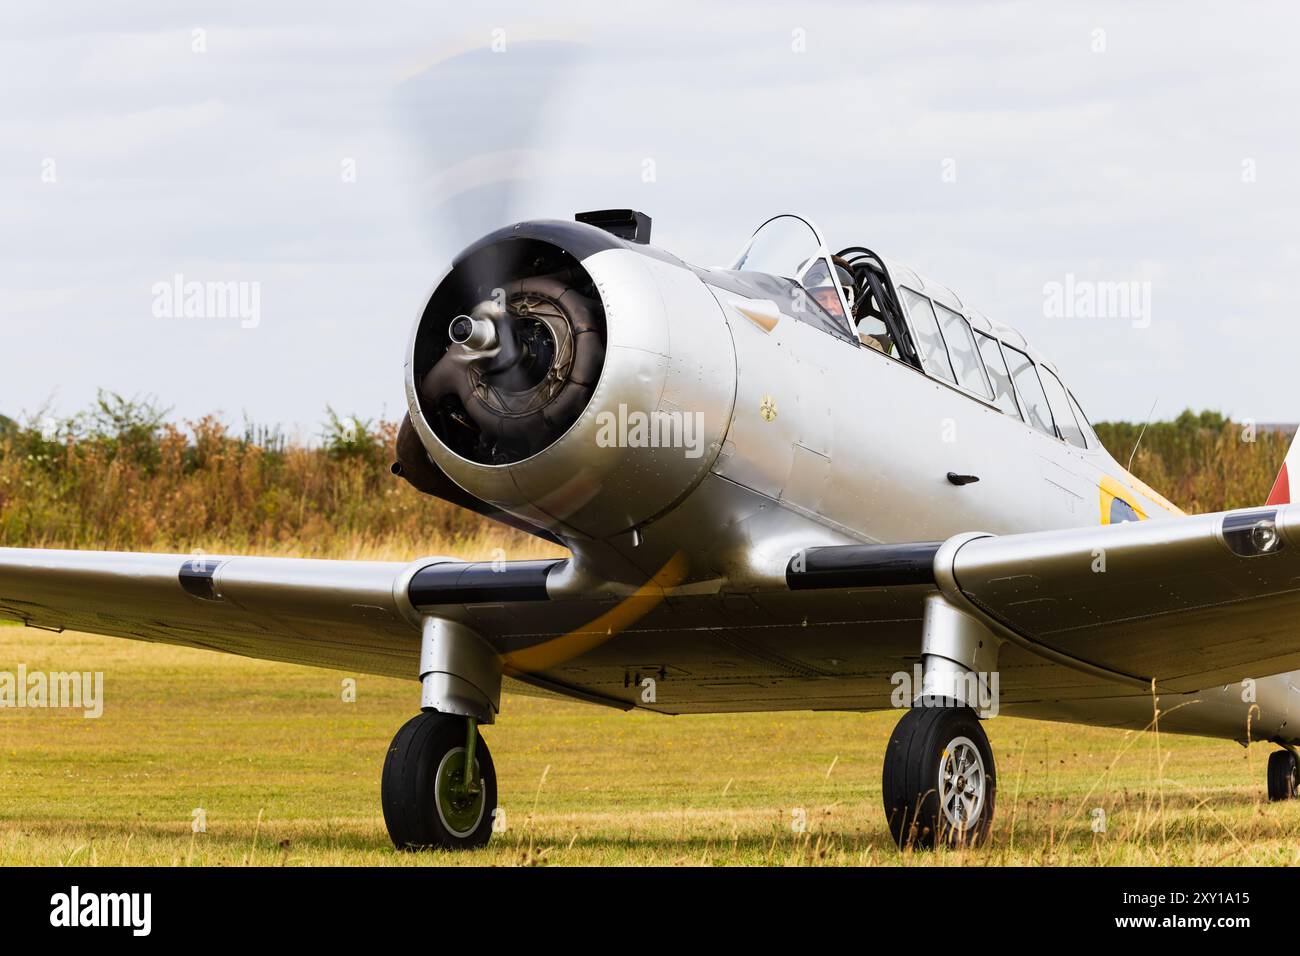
402, 220, 737, 541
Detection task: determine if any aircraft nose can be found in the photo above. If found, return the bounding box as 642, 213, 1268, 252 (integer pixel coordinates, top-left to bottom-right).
404, 220, 735, 541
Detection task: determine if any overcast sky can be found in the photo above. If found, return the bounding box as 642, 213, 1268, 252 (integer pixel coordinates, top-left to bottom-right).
3, 0, 1299, 437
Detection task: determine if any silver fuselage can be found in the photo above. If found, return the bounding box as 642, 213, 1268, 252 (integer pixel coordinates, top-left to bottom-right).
408, 236, 1293, 744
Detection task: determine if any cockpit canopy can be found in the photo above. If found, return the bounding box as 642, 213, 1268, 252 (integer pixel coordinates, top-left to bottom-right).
729, 214, 1098, 453
731, 214, 852, 323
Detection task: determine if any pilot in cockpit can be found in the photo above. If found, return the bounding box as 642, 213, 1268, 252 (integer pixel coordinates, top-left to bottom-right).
802, 255, 898, 357
803, 256, 856, 320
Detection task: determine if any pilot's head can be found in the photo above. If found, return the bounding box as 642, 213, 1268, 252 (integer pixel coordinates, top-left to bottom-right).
806, 257, 856, 318
811, 286, 844, 315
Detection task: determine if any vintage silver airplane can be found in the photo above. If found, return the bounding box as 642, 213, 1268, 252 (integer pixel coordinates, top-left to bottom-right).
4, 209, 1299, 850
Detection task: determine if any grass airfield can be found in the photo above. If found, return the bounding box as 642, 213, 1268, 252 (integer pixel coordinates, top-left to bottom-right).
3, 623, 1299, 866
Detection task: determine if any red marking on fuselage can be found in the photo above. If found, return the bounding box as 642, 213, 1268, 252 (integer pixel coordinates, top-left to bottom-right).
1267, 461, 1290, 506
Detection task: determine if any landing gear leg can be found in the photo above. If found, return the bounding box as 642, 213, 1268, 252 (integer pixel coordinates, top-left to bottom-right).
1267, 747, 1299, 802
381, 617, 502, 850
882, 593, 1001, 849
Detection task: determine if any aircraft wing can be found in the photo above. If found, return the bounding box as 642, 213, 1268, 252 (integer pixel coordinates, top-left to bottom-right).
0, 549, 434, 679
917, 505, 1300, 692
0, 547, 575, 689
7, 503, 1300, 710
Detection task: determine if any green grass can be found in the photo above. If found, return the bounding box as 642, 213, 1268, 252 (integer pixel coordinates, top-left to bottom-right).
4, 625, 1300, 866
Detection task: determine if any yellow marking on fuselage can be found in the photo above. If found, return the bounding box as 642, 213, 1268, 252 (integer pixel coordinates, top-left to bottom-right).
1099, 475, 1148, 524
1098, 469, 1185, 525
1116, 468, 1185, 516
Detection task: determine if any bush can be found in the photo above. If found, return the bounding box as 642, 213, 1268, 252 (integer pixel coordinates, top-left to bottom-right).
0, 395, 545, 559
1093, 410, 1291, 513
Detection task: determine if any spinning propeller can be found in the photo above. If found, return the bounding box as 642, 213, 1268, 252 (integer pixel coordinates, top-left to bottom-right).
394, 33, 604, 464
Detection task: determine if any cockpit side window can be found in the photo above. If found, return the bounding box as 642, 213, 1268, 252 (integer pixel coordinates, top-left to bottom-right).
1068, 391, 1097, 448
900, 288, 957, 384
934, 304, 993, 399
975, 332, 1022, 420
1039, 367, 1087, 449
1003, 345, 1057, 438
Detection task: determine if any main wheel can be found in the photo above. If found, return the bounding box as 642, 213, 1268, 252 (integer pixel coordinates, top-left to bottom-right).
882, 703, 996, 849
1267, 749, 1298, 802
381, 712, 497, 851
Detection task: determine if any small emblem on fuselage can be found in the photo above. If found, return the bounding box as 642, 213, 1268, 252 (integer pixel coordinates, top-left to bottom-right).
760, 395, 777, 422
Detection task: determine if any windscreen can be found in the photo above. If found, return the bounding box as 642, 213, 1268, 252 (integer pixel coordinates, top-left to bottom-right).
731, 215, 853, 335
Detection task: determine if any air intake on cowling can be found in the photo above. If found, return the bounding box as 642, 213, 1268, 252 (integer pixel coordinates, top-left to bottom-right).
575, 209, 651, 244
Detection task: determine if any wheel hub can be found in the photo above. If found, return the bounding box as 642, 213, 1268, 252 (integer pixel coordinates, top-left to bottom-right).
434, 748, 486, 838
939, 736, 987, 834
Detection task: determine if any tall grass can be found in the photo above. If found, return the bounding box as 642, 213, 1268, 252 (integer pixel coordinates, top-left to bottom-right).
1093, 409, 1292, 513
0, 395, 1291, 557
0, 392, 553, 560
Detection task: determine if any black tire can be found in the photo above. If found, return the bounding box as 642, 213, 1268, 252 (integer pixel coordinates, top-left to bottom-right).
381, 712, 497, 851
882, 702, 996, 849
1267, 749, 1298, 802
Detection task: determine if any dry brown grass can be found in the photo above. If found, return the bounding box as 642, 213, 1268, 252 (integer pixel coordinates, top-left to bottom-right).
0, 396, 556, 561
1093, 410, 1291, 513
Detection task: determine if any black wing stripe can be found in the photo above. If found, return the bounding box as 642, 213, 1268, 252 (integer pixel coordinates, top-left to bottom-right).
408, 559, 563, 608
178, 558, 225, 601
786, 542, 941, 590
